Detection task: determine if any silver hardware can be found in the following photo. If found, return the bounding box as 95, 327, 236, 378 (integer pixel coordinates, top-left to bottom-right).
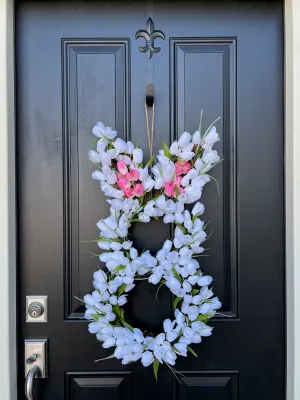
135, 17, 165, 59
25, 365, 40, 400
25, 339, 47, 378
26, 296, 48, 322
26, 354, 38, 365
28, 302, 44, 318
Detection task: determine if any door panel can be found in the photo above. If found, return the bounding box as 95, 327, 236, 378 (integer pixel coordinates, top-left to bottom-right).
16, 1, 284, 399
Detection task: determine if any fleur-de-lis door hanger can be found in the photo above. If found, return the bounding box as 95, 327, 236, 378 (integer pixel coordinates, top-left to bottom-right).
135, 17, 165, 59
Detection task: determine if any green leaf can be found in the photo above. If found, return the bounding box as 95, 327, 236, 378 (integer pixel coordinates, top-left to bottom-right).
191, 289, 199, 295
196, 314, 212, 322
90, 313, 100, 320
172, 267, 183, 283
175, 223, 187, 234
187, 346, 198, 358
135, 139, 140, 148
145, 155, 155, 167
198, 108, 203, 135
121, 320, 134, 331
95, 353, 115, 362
120, 308, 125, 321
112, 265, 126, 274
173, 297, 182, 310
117, 283, 127, 296
153, 359, 160, 381
113, 305, 121, 318
174, 185, 181, 199
162, 141, 172, 159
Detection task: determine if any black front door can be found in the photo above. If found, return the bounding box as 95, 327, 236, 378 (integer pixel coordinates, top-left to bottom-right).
16, 1, 285, 399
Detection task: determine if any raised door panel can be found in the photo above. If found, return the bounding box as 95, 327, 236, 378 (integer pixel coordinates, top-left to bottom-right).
176, 372, 238, 400
170, 38, 237, 317
66, 372, 131, 400
62, 40, 130, 319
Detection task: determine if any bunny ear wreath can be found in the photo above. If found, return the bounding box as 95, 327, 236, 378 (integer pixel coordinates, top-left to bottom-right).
84, 117, 222, 379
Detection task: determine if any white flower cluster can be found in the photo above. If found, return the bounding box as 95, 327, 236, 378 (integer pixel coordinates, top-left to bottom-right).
84, 120, 222, 374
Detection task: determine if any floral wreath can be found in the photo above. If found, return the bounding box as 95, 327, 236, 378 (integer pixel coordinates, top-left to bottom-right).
84, 113, 222, 379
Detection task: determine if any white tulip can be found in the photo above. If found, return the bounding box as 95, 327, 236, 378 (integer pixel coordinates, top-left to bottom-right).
94, 269, 107, 282
92, 170, 105, 181
192, 130, 201, 144
148, 273, 162, 285
192, 202, 205, 216
122, 241, 132, 250
174, 342, 187, 356
178, 132, 191, 148
126, 141, 134, 154
92, 122, 117, 140
202, 149, 220, 164
192, 333, 202, 343
141, 351, 154, 367
110, 242, 122, 251
114, 346, 124, 359
118, 295, 127, 306
139, 213, 150, 223
180, 151, 195, 161
187, 306, 199, 321
163, 319, 174, 333
194, 158, 204, 170
199, 303, 211, 314
88, 150, 102, 164
203, 126, 219, 146
163, 214, 175, 224
97, 241, 111, 250
103, 337, 116, 348
170, 141, 180, 156
133, 148, 143, 164
198, 275, 213, 286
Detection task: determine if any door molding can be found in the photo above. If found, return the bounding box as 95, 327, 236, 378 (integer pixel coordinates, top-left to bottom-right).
0, 1, 295, 399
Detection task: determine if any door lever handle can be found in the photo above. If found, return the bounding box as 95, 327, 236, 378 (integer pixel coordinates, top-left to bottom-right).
25, 365, 40, 400
24, 339, 48, 400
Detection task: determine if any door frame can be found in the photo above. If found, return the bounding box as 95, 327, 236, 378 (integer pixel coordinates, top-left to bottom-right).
0, 0, 297, 398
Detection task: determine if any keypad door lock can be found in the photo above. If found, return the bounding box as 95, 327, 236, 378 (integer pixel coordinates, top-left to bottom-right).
26, 296, 48, 323
28, 302, 44, 318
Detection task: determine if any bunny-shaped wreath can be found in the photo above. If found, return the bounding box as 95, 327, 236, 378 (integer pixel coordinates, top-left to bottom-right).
84, 116, 222, 379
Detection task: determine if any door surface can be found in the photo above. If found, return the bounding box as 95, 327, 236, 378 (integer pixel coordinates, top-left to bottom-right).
16, 1, 284, 399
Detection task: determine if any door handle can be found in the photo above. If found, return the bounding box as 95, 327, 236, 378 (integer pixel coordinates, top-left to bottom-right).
24, 339, 48, 400
25, 365, 40, 400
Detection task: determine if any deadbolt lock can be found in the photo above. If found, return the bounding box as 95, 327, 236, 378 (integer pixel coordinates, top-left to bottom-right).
28, 302, 44, 318
26, 296, 48, 323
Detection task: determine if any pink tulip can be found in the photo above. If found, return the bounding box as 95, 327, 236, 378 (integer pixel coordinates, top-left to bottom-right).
117, 160, 128, 175
124, 188, 134, 198
130, 169, 139, 181
134, 183, 144, 197
175, 161, 191, 176
125, 169, 139, 181
175, 176, 182, 186
164, 181, 175, 197
117, 178, 131, 191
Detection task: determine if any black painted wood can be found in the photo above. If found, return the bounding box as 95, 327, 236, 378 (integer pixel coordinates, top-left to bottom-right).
16, 1, 284, 399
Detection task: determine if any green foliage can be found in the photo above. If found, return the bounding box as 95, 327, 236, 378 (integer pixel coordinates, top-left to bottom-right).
112, 265, 126, 274
117, 283, 127, 296
162, 141, 172, 159
187, 346, 198, 358
153, 359, 160, 380
173, 297, 182, 310
121, 320, 134, 331
172, 267, 183, 283
145, 155, 155, 167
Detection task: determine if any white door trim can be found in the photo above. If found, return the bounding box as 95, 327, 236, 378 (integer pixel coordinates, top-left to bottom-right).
285, 1, 300, 399
0, 1, 295, 399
